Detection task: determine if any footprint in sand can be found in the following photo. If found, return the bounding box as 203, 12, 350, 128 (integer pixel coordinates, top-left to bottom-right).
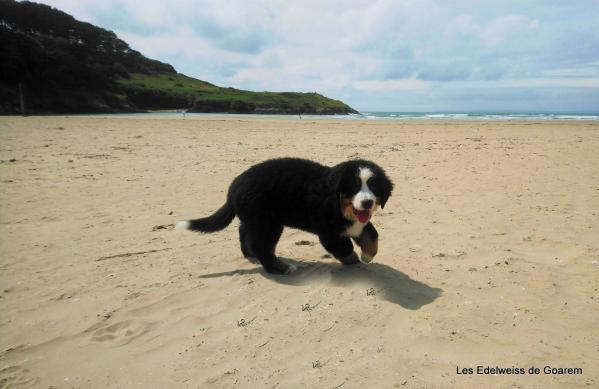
88, 320, 153, 346
0, 365, 37, 388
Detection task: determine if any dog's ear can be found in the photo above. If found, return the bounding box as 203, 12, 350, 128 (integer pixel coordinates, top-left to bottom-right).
379, 176, 394, 209
327, 169, 345, 199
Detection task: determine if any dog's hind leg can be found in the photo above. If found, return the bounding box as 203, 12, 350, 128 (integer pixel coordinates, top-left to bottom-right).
319, 234, 359, 265
238, 223, 255, 259
245, 223, 296, 274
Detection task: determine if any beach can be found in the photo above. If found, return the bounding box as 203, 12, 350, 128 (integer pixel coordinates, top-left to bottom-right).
1, 115, 598, 388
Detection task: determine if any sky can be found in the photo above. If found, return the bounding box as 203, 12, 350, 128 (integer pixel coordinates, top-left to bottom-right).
38, 0, 599, 112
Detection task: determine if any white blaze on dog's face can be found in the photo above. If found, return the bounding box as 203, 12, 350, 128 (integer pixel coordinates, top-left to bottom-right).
352, 167, 376, 211
343, 167, 379, 226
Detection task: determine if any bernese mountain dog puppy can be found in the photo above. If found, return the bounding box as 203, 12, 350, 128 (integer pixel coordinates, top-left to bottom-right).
176, 158, 393, 274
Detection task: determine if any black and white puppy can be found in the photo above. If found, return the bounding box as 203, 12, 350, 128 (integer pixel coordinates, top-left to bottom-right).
176, 158, 393, 274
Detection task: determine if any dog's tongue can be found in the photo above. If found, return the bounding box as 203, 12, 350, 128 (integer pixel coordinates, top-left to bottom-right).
356, 210, 370, 223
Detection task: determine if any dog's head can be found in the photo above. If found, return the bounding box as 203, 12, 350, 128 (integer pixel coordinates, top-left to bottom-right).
329, 160, 394, 224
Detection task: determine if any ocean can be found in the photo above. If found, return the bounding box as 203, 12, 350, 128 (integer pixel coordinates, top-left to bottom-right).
90, 111, 599, 120
352, 112, 599, 120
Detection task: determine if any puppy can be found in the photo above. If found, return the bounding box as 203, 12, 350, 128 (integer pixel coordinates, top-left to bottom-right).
177, 158, 393, 274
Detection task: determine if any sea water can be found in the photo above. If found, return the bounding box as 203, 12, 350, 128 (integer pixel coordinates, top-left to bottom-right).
84, 111, 599, 121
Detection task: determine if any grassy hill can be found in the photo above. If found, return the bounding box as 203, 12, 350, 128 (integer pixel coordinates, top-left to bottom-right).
0, 1, 357, 115
119, 73, 355, 114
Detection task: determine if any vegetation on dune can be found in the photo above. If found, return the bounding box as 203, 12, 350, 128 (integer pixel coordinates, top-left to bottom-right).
0, 0, 357, 115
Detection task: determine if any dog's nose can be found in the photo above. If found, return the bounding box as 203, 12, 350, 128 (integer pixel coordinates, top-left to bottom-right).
361, 199, 373, 209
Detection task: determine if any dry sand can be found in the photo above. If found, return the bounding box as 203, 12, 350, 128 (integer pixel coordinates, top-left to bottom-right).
1, 115, 598, 388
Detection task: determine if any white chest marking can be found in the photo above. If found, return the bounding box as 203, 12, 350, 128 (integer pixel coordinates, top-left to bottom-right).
343, 221, 366, 237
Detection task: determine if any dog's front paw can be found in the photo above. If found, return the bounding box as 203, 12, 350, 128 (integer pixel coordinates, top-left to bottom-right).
338, 252, 360, 265
360, 252, 374, 263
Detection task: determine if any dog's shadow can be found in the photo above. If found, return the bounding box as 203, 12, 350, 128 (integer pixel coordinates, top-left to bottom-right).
198, 258, 442, 310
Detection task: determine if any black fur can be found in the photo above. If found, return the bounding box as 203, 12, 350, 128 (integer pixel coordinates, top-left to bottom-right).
181, 157, 393, 274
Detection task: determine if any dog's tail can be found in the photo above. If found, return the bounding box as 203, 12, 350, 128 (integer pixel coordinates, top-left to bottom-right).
175, 199, 235, 233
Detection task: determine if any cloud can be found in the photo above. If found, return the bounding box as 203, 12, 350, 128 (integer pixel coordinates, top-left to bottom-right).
353, 78, 431, 92
449, 78, 599, 89
36, 0, 599, 112
544, 62, 599, 78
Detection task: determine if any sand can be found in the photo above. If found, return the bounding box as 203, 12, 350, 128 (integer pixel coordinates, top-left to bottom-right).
1, 115, 598, 388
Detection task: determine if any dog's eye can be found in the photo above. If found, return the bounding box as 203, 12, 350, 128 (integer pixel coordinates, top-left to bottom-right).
367, 178, 377, 190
